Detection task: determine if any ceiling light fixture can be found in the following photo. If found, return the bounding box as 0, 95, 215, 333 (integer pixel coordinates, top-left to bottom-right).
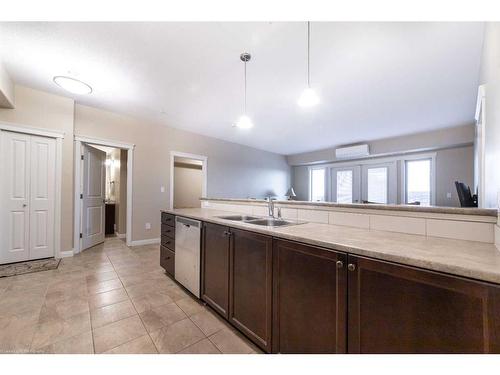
53, 76, 92, 95
298, 22, 319, 108
235, 52, 254, 129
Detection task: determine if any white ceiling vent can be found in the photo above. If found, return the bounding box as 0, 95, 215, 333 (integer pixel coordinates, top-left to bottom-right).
335, 144, 370, 159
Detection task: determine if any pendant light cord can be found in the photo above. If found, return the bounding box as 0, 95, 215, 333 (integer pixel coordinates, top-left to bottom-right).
307, 21, 311, 88
244, 58, 247, 115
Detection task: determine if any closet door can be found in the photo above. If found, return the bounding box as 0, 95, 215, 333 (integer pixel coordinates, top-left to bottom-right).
29, 135, 56, 260
0, 131, 31, 264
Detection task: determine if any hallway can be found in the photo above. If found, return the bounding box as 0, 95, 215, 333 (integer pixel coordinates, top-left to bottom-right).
0, 238, 259, 354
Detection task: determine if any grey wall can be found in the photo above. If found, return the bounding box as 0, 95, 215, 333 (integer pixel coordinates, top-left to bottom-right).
287, 124, 474, 166
435, 146, 474, 207
74, 103, 290, 241
174, 165, 203, 208
479, 23, 500, 209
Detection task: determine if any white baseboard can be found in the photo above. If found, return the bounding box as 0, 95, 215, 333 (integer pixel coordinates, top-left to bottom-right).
58, 249, 74, 258
129, 238, 160, 247
115, 232, 126, 239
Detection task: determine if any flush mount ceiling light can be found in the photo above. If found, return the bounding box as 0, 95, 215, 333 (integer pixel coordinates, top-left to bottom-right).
298, 22, 320, 108
234, 52, 254, 129
53, 76, 92, 95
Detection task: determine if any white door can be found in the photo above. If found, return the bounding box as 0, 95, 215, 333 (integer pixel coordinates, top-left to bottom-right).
361, 162, 397, 204
0, 131, 56, 264
330, 166, 361, 203
29, 135, 56, 259
81, 144, 106, 250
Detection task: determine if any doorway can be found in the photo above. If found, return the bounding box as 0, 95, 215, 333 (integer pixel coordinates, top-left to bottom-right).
169, 151, 207, 209
74, 136, 134, 253
80, 144, 128, 251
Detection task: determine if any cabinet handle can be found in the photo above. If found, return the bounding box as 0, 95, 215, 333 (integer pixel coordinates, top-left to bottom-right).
347, 263, 356, 272
223, 231, 232, 237
336, 260, 344, 269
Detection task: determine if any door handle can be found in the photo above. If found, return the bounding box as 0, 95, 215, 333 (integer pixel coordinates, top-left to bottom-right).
22, 204, 27, 207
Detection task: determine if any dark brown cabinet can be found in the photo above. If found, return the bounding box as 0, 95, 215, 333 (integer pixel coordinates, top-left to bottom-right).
196, 219, 500, 354
229, 228, 273, 353
272, 239, 347, 353
160, 245, 175, 276
347, 254, 500, 353
201, 222, 230, 319
160, 212, 175, 277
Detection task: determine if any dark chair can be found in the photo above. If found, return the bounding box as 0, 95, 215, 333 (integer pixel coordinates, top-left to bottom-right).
454, 181, 478, 207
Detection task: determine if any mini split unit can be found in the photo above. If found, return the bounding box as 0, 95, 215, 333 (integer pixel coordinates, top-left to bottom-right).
335, 144, 370, 159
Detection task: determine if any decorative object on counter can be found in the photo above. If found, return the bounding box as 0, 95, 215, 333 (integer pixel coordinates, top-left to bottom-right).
285, 187, 297, 200
234, 52, 254, 129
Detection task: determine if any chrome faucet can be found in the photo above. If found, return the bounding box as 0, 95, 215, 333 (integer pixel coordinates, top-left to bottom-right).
267, 196, 275, 218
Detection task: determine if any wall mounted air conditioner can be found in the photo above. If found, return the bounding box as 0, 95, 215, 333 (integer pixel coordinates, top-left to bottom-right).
335, 144, 370, 159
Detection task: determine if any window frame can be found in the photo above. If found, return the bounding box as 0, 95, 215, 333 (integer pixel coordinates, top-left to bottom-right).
308, 166, 328, 202
401, 153, 436, 206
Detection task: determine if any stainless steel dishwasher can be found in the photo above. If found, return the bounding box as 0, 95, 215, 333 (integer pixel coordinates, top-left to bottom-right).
175, 216, 201, 298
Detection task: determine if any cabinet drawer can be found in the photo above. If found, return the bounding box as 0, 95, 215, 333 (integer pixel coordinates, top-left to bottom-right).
161, 235, 175, 251
161, 224, 175, 239
160, 246, 175, 276
161, 212, 175, 227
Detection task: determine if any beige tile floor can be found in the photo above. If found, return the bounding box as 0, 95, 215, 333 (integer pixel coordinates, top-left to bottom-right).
0, 237, 261, 354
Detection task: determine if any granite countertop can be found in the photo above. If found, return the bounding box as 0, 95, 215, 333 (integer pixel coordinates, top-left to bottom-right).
200, 197, 499, 217
162, 207, 500, 285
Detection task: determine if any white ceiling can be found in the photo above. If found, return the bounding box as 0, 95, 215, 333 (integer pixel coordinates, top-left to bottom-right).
0, 22, 484, 155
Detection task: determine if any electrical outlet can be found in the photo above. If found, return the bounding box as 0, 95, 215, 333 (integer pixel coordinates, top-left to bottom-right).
160, 186, 165, 193
145, 222, 151, 230
446, 192, 452, 199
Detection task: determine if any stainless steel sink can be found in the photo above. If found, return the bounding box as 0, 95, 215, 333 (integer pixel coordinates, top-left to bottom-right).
218, 215, 261, 221
217, 215, 304, 228
247, 218, 299, 227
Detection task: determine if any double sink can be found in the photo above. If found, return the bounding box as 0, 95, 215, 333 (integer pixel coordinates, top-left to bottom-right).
217, 215, 304, 228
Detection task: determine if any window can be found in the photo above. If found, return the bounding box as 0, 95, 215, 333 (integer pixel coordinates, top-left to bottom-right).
406, 159, 431, 206
310, 168, 326, 201
367, 167, 388, 203
336, 170, 353, 203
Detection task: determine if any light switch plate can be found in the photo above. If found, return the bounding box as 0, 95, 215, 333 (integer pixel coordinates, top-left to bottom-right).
145, 222, 151, 230
160, 186, 165, 193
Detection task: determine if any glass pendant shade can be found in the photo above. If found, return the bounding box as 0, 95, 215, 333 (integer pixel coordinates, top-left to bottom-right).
298, 87, 320, 107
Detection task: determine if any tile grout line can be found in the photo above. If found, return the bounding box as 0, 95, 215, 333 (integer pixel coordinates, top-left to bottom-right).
107, 241, 160, 354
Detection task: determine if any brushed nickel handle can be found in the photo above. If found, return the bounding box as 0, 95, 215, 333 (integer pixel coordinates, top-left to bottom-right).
336, 260, 344, 269
347, 263, 356, 272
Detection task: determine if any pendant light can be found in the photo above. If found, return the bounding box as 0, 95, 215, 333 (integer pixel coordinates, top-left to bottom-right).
298, 21, 320, 108
235, 52, 254, 129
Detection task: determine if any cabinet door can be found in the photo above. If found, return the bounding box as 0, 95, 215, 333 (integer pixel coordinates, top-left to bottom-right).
229, 228, 273, 353
272, 239, 347, 353
347, 255, 500, 353
201, 222, 230, 318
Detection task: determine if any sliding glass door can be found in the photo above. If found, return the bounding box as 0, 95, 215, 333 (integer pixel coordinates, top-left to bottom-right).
361, 162, 397, 204
330, 166, 361, 203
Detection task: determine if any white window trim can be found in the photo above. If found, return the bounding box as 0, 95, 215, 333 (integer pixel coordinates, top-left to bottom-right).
400, 152, 437, 206
307, 151, 437, 205
308, 166, 329, 202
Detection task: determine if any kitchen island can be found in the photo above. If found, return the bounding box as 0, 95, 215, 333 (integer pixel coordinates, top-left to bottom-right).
160, 207, 500, 354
